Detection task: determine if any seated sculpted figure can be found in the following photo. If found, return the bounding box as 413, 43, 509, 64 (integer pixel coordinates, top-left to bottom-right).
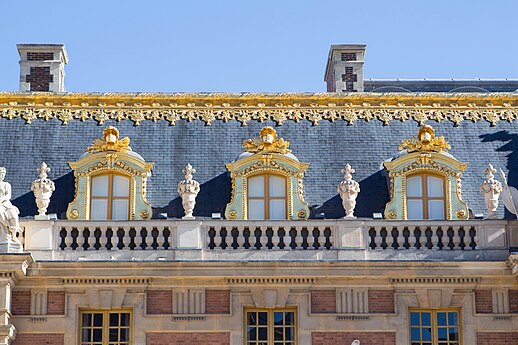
0, 167, 20, 243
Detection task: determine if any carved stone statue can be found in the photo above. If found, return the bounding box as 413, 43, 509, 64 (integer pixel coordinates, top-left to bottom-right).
178, 164, 200, 219
337, 164, 360, 218
351, 340, 360, 345
0, 167, 21, 244
31, 162, 56, 220
480, 163, 502, 219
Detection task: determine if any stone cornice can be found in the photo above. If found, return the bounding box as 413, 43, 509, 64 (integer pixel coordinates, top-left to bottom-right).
0, 92, 516, 126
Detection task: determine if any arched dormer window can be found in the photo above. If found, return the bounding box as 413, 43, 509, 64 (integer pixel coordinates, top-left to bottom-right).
67, 126, 154, 220
225, 127, 310, 220
384, 125, 469, 220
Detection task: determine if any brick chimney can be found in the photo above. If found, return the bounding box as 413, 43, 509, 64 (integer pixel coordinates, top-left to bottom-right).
17, 44, 68, 92
324, 44, 366, 92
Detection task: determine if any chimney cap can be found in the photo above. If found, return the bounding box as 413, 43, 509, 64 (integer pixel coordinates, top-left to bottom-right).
17, 43, 68, 64
324, 43, 366, 82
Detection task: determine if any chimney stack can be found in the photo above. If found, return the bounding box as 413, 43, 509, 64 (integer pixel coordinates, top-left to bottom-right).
324, 44, 366, 92
17, 44, 68, 92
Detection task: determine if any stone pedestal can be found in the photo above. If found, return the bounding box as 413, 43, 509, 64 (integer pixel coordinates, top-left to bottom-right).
0, 243, 22, 254
23, 220, 55, 251
176, 222, 203, 249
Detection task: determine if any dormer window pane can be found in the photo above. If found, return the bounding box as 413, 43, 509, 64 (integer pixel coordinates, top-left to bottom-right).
428, 200, 445, 220
269, 176, 286, 197
248, 199, 265, 219
113, 175, 130, 197
427, 176, 444, 198
91, 175, 109, 197
91, 199, 108, 220
112, 199, 129, 220
248, 176, 265, 198
269, 199, 286, 220
407, 199, 423, 219
407, 176, 422, 197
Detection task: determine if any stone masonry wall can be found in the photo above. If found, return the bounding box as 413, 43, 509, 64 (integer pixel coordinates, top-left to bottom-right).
0, 118, 515, 219
312, 332, 396, 345
146, 332, 230, 345
12, 333, 64, 345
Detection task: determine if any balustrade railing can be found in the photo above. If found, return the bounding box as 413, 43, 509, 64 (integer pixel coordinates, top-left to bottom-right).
206, 223, 335, 250
366, 223, 478, 250
20, 219, 510, 253
57, 221, 173, 251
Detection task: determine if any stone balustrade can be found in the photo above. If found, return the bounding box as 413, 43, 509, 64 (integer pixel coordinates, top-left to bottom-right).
19, 219, 516, 261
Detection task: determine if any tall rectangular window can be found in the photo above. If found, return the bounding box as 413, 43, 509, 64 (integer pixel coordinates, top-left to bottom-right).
409, 309, 460, 345
80, 310, 131, 345
246, 308, 296, 345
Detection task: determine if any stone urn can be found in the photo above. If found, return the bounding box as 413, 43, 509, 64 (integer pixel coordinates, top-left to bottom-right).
480, 163, 502, 219
177, 164, 200, 219
31, 162, 55, 220
337, 164, 360, 218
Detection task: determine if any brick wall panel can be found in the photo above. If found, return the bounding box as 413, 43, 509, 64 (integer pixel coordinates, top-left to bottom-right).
475, 290, 493, 314
146, 290, 172, 314
509, 290, 518, 313
311, 290, 336, 313
477, 332, 518, 344
11, 290, 31, 315
13, 333, 64, 345
47, 291, 65, 315
205, 290, 230, 314
147, 332, 229, 345
368, 290, 395, 313
312, 331, 396, 345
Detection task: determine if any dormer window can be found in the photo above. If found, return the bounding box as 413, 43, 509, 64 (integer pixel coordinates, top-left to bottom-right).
384, 125, 469, 220
247, 174, 287, 220
90, 173, 131, 220
67, 126, 154, 220
406, 173, 445, 220
225, 127, 310, 220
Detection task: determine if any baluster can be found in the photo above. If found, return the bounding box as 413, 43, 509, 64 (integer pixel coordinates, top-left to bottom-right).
374, 226, 383, 250
430, 225, 438, 249
407, 225, 417, 249
327, 226, 335, 249
98, 226, 108, 250
396, 226, 405, 250
271, 225, 280, 249
76, 226, 85, 251
155, 226, 165, 249
316, 226, 326, 249
294, 225, 304, 249
259, 225, 268, 250
451, 226, 461, 250
64, 226, 73, 250
121, 226, 131, 250
471, 226, 478, 250
235, 225, 245, 249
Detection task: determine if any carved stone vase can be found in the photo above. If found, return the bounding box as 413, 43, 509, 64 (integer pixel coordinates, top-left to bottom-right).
480, 163, 502, 219
337, 164, 360, 218
31, 162, 56, 220
177, 164, 200, 219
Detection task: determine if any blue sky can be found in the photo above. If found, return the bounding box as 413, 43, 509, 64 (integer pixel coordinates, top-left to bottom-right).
1, 0, 517, 92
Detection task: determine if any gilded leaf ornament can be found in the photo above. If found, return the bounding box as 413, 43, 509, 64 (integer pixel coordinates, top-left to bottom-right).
398, 125, 451, 153
86, 126, 132, 153
242, 126, 291, 154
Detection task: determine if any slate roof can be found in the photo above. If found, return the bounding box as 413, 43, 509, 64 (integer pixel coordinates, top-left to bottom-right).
0, 93, 517, 220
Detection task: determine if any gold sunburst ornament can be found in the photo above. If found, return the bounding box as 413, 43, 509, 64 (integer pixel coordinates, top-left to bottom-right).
86, 126, 132, 153
398, 124, 451, 153
242, 126, 291, 154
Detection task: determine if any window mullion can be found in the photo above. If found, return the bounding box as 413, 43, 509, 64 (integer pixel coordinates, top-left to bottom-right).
107, 174, 114, 220
265, 175, 270, 220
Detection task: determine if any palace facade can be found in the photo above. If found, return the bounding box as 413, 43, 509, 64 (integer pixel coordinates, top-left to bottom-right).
0, 44, 517, 345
